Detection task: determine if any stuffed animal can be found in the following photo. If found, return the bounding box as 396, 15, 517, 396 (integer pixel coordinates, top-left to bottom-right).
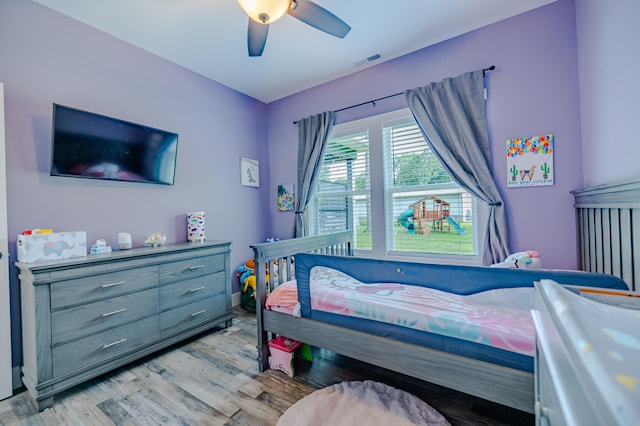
237, 259, 257, 313
243, 275, 256, 293
238, 261, 255, 288
237, 255, 285, 314
490, 251, 541, 269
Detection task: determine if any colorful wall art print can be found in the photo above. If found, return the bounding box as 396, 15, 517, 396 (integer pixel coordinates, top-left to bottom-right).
506, 134, 554, 188
278, 184, 295, 211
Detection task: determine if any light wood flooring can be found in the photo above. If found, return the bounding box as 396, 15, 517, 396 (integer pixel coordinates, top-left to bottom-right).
0, 307, 533, 425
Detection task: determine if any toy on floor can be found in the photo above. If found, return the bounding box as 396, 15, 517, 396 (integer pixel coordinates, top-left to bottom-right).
490, 250, 541, 269
237, 259, 256, 313
237, 242, 283, 313
268, 336, 312, 377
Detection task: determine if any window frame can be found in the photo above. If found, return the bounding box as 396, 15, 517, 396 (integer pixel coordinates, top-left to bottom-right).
310, 108, 485, 265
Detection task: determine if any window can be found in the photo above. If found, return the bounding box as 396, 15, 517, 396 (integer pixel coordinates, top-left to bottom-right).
310, 124, 371, 249
310, 108, 479, 260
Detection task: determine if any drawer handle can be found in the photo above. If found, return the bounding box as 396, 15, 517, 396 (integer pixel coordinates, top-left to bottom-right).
186, 265, 205, 272
190, 309, 206, 317
189, 286, 206, 293
100, 280, 126, 289
102, 338, 127, 349
101, 308, 127, 318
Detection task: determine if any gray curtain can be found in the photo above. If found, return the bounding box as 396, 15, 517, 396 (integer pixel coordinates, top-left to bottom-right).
405, 70, 510, 265
294, 111, 335, 237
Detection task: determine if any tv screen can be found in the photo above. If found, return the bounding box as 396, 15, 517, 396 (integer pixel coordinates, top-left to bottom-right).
50, 104, 178, 185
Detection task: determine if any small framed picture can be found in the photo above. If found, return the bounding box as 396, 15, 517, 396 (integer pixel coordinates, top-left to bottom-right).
240, 157, 259, 187
278, 184, 295, 211
506, 134, 554, 188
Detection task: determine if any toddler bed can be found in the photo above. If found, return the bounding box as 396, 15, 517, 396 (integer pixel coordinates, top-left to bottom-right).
251, 232, 628, 414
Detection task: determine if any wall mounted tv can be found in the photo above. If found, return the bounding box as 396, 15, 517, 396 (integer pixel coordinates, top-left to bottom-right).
50, 104, 178, 185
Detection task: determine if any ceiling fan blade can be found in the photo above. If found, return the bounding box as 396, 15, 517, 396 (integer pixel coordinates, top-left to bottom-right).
247, 19, 269, 57
287, 0, 351, 39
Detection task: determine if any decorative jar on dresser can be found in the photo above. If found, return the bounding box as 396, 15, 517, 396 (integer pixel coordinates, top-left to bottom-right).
16, 240, 232, 411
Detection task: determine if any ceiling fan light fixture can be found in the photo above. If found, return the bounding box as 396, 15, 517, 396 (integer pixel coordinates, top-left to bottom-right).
237, 0, 290, 24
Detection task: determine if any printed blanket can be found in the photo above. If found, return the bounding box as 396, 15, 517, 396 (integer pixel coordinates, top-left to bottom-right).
267, 266, 535, 356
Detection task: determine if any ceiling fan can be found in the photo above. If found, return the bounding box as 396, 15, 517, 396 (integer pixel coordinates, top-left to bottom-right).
237, 0, 351, 57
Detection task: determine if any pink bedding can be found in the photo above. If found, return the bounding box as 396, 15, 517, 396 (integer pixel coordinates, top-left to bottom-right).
266, 266, 535, 356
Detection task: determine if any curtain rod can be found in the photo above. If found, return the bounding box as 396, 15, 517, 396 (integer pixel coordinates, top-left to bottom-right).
293, 65, 495, 125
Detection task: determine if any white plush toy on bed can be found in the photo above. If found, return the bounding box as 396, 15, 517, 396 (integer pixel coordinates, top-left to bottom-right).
490, 251, 541, 269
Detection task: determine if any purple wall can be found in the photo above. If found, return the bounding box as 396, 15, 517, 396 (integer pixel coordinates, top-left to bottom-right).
1, 1, 270, 367
575, 0, 640, 187
267, 0, 583, 270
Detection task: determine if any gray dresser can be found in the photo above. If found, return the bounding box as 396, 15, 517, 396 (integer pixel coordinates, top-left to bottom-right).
16, 240, 232, 411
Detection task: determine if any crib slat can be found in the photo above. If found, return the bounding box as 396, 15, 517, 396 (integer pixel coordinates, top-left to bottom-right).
601, 209, 611, 275
594, 208, 604, 273
632, 210, 640, 291
610, 209, 622, 280
620, 209, 633, 289
587, 209, 597, 273
577, 208, 588, 271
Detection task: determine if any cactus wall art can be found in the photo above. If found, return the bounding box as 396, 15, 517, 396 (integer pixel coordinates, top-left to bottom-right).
506, 133, 554, 187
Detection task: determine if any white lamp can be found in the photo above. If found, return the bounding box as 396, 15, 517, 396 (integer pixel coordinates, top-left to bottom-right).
237, 0, 290, 24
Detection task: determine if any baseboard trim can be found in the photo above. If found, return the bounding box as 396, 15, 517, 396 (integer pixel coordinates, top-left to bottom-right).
12, 365, 21, 391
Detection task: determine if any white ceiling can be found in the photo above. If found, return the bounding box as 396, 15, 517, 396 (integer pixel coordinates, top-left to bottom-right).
33, 0, 557, 103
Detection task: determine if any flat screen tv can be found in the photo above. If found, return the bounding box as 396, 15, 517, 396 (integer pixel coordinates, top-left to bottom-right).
50, 104, 178, 185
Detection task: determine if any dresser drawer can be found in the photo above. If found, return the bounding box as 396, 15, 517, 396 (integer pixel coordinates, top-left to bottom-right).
160, 294, 227, 337
159, 271, 226, 311
53, 316, 159, 377
51, 266, 158, 309
52, 288, 159, 345
159, 255, 224, 285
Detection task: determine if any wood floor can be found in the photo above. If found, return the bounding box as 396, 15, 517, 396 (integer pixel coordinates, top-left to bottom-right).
0, 307, 533, 425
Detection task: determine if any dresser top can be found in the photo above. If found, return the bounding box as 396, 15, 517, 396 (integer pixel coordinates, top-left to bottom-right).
15, 240, 231, 272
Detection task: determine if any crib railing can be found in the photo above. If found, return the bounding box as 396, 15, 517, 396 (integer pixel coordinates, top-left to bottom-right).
250, 231, 354, 372
572, 178, 640, 291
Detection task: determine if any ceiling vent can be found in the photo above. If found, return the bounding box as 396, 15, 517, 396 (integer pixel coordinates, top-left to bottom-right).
354, 54, 381, 67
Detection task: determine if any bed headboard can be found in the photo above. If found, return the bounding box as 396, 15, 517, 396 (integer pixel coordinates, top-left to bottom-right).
572, 177, 640, 291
